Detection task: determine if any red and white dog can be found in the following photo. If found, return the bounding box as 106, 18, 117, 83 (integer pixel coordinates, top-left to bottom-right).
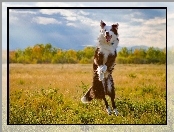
81, 20, 119, 115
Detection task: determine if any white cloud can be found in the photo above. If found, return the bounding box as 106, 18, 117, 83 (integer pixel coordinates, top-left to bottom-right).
32, 16, 62, 25
8, 9, 38, 26
131, 18, 145, 23
79, 10, 89, 16
40, 9, 77, 21
119, 16, 166, 48
66, 23, 77, 27
144, 17, 166, 26
40, 9, 96, 25
9, 9, 36, 25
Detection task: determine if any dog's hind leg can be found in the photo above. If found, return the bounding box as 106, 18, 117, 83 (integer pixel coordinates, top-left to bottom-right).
108, 75, 119, 116
111, 96, 119, 116
103, 97, 112, 115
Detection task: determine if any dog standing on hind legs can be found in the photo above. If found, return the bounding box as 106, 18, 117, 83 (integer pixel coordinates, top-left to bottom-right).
81, 20, 119, 115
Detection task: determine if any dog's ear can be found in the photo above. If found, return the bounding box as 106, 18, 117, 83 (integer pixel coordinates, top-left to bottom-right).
100, 20, 106, 29
112, 23, 119, 29
111, 23, 119, 35
101, 20, 104, 23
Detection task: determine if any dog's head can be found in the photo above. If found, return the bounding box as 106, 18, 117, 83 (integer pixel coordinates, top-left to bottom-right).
99, 20, 119, 45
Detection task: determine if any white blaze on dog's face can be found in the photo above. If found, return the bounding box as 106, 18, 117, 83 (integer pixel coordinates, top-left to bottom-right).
99, 20, 119, 45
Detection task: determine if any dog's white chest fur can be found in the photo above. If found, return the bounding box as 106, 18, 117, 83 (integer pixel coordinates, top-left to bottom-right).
98, 44, 116, 64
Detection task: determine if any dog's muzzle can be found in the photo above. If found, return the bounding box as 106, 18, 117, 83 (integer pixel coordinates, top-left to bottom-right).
105, 31, 112, 42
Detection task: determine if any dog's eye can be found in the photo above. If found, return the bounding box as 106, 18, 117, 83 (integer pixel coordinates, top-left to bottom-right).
105, 29, 106, 31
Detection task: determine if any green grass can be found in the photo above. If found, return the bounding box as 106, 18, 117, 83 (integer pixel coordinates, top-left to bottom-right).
9, 64, 166, 124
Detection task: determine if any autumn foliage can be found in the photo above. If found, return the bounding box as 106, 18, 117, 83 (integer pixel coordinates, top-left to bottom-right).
9, 43, 166, 64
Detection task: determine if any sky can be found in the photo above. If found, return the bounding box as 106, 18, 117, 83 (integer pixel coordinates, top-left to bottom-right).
2, 2, 173, 50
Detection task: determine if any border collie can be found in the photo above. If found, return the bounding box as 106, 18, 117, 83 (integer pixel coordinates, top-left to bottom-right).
81, 20, 119, 115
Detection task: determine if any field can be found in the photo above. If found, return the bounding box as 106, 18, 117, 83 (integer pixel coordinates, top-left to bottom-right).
9, 64, 166, 124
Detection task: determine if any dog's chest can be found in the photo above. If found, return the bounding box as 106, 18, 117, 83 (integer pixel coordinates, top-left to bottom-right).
98, 45, 115, 64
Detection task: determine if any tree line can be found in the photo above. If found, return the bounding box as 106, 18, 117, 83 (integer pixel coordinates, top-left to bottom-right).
9, 43, 166, 64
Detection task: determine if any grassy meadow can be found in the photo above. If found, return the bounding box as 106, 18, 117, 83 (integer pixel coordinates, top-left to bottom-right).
9, 64, 166, 124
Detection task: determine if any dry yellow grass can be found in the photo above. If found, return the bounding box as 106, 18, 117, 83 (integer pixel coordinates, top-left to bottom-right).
9, 63, 166, 105
9, 64, 166, 124
10, 64, 93, 100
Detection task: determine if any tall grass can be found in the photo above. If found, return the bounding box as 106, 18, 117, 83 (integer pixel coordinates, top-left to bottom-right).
9, 64, 166, 124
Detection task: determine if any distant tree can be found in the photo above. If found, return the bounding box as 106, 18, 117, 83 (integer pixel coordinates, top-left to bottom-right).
146, 47, 160, 63
23, 47, 33, 63
43, 43, 52, 63
118, 47, 129, 57
158, 48, 166, 64
15, 49, 24, 63
32, 44, 45, 63
77, 50, 85, 61
65, 50, 78, 63
117, 47, 130, 64
83, 47, 95, 59
133, 49, 146, 58
132, 49, 147, 64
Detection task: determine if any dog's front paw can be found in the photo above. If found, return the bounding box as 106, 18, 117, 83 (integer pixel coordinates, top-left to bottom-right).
101, 65, 107, 73
98, 65, 107, 73
97, 65, 106, 81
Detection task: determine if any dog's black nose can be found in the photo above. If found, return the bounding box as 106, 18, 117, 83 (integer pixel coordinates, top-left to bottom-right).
105, 31, 109, 36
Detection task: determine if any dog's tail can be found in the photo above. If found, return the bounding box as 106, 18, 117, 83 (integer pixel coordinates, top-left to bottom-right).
81, 87, 93, 103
